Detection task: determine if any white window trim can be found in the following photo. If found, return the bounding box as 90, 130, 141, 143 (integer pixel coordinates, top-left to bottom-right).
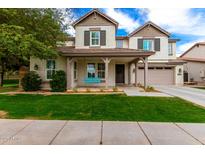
116, 40, 123, 48
97, 63, 105, 79
143, 39, 154, 51
90, 31, 100, 47
86, 63, 105, 79
168, 43, 173, 56
87, 63, 96, 78
46, 59, 56, 80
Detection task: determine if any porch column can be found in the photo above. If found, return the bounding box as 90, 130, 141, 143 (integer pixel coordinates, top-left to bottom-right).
128, 62, 131, 85
102, 58, 111, 89
144, 57, 148, 89
66, 57, 74, 89
135, 61, 138, 87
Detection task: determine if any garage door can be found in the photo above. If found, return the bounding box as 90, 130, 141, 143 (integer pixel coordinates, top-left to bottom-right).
137, 67, 174, 85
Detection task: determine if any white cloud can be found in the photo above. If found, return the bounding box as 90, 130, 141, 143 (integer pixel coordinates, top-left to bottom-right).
103, 8, 140, 33
144, 8, 205, 36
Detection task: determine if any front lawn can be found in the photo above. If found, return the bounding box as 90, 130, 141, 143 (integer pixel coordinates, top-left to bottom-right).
194, 87, 205, 90
0, 94, 205, 122
0, 85, 19, 93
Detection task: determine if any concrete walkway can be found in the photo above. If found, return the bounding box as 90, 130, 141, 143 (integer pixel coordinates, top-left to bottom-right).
0, 119, 205, 145
154, 85, 205, 107
123, 87, 172, 97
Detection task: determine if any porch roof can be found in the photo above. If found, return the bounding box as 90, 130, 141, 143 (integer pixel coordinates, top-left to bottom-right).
58, 47, 155, 57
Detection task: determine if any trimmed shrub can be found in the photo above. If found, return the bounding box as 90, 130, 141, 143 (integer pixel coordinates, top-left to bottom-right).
3, 79, 19, 85
21, 71, 42, 91
50, 70, 66, 92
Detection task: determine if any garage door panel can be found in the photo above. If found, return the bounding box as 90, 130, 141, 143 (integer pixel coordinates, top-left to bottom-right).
137, 69, 174, 85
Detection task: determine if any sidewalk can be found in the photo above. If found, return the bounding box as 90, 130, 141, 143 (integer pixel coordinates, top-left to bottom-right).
0, 119, 204, 145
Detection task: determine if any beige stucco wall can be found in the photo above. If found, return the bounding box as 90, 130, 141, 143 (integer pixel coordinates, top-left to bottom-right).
75, 25, 116, 49
123, 39, 129, 48
184, 61, 205, 82
183, 45, 205, 59
30, 56, 67, 89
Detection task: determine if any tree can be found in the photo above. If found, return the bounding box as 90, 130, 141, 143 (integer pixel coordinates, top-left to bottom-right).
0, 9, 72, 86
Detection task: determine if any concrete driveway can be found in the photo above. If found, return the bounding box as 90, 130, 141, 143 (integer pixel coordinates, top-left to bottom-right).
0, 119, 205, 145
154, 85, 205, 107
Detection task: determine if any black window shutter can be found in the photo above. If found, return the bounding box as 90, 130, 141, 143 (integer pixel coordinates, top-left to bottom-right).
138, 39, 143, 50
100, 30, 106, 46
84, 31, 90, 46
154, 38, 160, 51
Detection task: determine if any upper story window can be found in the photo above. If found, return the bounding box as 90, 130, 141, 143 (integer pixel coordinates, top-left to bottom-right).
143, 40, 154, 51
168, 43, 173, 56
90, 31, 100, 46
116, 40, 123, 48
46, 60, 56, 80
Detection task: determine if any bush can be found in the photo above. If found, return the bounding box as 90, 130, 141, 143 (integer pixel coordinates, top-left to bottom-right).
3, 79, 19, 85
21, 71, 42, 91
50, 70, 66, 92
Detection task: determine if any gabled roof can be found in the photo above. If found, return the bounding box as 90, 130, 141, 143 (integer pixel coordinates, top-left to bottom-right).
72, 9, 119, 28
180, 42, 205, 57
128, 21, 170, 37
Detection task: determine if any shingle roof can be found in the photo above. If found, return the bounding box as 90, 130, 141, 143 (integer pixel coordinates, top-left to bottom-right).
57, 47, 154, 57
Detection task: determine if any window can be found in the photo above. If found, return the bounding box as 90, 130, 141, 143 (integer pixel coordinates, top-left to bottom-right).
87, 63, 95, 78
97, 63, 105, 79
116, 40, 123, 48
143, 40, 154, 51
168, 43, 173, 56
90, 31, 100, 46
74, 62, 77, 80
46, 60, 56, 80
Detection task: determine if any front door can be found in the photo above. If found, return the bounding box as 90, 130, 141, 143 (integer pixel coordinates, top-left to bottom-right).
115, 64, 125, 84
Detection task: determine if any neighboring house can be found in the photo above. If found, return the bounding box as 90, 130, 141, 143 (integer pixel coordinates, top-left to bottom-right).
30, 9, 184, 90
180, 42, 205, 84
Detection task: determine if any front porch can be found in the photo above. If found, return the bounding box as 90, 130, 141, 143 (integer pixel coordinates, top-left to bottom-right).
58, 47, 154, 90
66, 57, 150, 89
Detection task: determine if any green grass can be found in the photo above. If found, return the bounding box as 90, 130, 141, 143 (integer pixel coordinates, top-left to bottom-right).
0, 94, 205, 122
0, 85, 18, 93
0, 79, 19, 93
194, 87, 205, 90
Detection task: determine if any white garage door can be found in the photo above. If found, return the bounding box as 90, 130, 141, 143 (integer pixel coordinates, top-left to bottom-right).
137, 67, 174, 85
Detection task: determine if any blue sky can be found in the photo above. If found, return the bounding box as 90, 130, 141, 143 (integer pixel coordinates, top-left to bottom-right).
69, 8, 205, 55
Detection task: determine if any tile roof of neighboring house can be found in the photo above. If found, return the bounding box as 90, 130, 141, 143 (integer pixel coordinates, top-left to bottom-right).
57, 46, 155, 57
128, 21, 171, 37
72, 9, 119, 28
180, 57, 205, 62
116, 36, 129, 40
180, 42, 205, 58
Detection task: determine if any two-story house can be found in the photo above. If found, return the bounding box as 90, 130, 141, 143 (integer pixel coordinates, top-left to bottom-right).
30, 9, 184, 90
